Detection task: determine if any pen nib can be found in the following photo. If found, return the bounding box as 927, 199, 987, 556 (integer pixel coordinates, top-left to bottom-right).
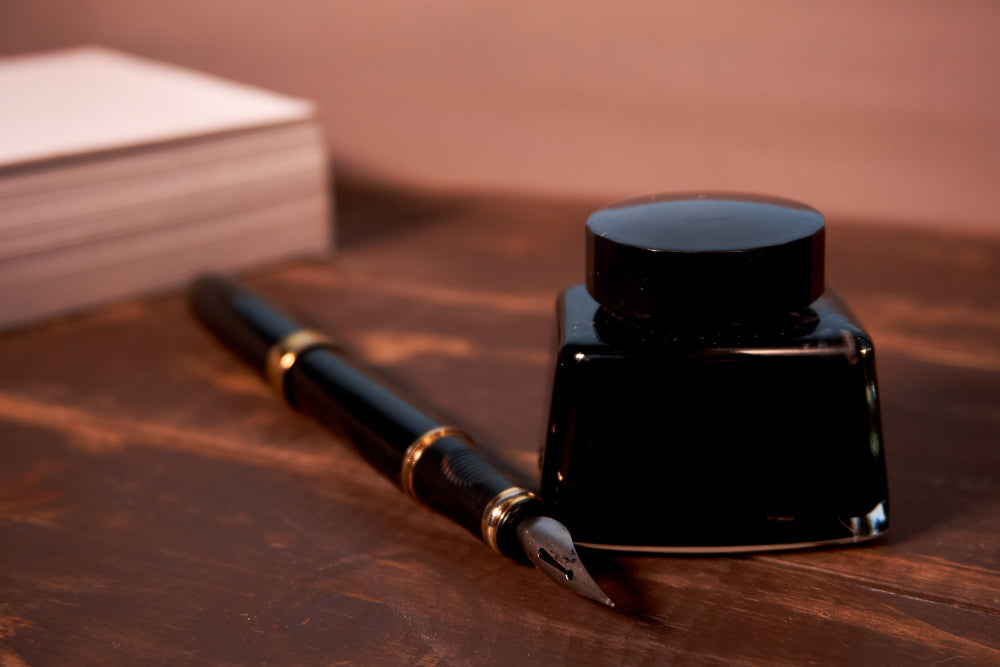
516, 516, 615, 608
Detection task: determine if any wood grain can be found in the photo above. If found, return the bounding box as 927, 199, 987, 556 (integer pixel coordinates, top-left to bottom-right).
1, 182, 998, 665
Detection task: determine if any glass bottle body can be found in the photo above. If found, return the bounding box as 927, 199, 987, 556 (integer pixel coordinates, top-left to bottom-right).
541, 284, 888, 551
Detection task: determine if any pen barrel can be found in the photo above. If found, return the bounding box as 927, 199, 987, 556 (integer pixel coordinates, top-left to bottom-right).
287, 348, 438, 486
289, 350, 543, 558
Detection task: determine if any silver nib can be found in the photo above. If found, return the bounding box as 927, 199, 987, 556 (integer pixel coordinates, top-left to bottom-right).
516, 515, 615, 608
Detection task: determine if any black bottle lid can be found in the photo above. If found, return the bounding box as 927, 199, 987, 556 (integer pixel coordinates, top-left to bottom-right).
586, 193, 825, 322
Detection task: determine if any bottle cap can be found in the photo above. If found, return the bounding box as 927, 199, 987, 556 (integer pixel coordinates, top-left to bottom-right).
586, 193, 825, 321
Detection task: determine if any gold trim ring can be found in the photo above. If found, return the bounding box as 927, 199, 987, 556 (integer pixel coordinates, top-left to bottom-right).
265, 329, 338, 397
400, 426, 474, 502
481, 487, 538, 555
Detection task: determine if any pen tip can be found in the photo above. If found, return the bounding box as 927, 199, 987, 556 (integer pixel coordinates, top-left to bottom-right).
516, 515, 615, 608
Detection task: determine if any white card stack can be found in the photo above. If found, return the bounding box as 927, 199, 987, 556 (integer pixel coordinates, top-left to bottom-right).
0, 46, 332, 330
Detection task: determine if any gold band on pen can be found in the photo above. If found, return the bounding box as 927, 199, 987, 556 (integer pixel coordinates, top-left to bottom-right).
481, 487, 539, 555
265, 329, 338, 397
400, 426, 475, 502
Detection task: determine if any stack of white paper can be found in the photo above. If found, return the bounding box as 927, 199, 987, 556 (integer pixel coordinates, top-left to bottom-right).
0, 46, 332, 329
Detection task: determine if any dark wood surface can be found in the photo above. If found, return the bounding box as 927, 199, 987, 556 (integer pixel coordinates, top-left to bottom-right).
1, 181, 998, 665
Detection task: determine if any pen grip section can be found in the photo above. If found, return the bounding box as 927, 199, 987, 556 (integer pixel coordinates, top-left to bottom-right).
411, 437, 543, 559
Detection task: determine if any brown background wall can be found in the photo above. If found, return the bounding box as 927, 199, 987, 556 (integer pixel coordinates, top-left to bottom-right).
1, 0, 998, 234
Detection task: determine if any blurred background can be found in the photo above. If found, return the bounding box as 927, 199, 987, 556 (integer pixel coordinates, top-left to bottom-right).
1, 0, 997, 234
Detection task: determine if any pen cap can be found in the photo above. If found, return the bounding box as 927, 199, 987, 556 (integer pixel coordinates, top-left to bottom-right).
585, 193, 825, 323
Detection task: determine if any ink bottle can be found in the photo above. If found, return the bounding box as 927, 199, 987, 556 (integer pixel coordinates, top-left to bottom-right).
541, 193, 888, 551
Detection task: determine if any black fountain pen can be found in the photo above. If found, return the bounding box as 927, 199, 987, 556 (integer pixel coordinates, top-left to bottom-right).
189, 274, 614, 607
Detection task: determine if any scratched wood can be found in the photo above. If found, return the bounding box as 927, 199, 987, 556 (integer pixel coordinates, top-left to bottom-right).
0, 180, 998, 665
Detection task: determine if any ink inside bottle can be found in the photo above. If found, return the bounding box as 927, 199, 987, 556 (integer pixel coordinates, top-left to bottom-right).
541, 193, 888, 551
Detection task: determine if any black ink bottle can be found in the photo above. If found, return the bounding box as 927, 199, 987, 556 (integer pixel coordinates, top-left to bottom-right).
541, 193, 888, 551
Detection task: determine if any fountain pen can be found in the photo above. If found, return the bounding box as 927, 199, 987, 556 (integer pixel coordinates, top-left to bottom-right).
189, 274, 613, 607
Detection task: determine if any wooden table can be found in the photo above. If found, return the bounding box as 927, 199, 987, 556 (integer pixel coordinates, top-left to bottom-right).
1, 181, 998, 664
